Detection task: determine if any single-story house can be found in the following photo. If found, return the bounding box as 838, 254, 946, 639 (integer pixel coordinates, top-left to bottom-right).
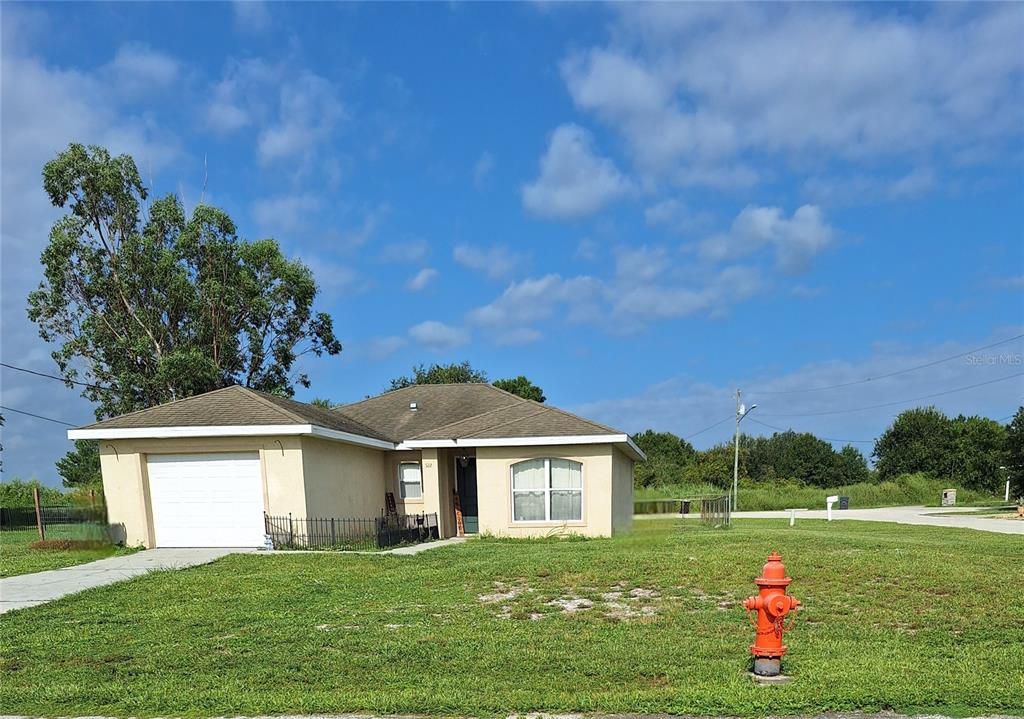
67, 383, 644, 547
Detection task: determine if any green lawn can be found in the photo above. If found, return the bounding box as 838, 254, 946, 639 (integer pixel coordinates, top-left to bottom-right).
1, 519, 1021, 717
0, 528, 133, 578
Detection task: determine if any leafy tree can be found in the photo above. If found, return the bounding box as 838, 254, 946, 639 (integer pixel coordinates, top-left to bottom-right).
836, 444, 872, 485
681, 442, 742, 489
56, 440, 102, 489
873, 407, 955, 480
0, 478, 68, 507
947, 415, 1007, 493
631, 430, 697, 487
309, 398, 336, 409
1006, 407, 1024, 500
27, 143, 342, 423
389, 361, 488, 390
492, 376, 546, 402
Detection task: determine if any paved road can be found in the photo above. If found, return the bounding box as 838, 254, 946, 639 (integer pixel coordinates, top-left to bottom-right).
0, 548, 240, 614
638, 504, 1024, 535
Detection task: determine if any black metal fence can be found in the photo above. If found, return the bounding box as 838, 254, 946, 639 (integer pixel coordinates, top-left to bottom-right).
0, 505, 110, 541
264, 512, 439, 551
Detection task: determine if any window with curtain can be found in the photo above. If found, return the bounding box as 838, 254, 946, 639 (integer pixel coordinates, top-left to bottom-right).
398, 462, 422, 499
511, 458, 582, 522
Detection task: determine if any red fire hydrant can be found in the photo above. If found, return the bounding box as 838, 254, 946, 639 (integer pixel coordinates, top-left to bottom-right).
743, 551, 801, 677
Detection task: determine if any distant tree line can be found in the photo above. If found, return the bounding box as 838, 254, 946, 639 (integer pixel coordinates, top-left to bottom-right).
631, 429, 869, 490
632, 405, 1023, 496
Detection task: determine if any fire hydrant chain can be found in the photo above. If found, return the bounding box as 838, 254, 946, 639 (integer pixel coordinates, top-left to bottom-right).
743, 551, 801, 678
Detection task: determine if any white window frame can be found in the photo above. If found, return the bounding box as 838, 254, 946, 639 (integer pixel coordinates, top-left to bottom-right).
510, 458, 584, 523
398, 461, 423, 500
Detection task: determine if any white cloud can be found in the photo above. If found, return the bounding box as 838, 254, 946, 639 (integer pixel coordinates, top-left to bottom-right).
698, 205, 834, 274
521, 124, 632, 220
644, 198, 714, 235
379, 238, 429, 264
803, 168, 937, 206
366, 335, 407, 360
468, 274, 603, 329
232, 1, 271, 32
406, 267, 438, 291
408, 321, 469, 351
574, 330, 1024, 448
473, 151, 495, 189
494, 327, 543, 347
335, 204, 388, 250
252, 193, 321, 234
105, 43, 180, 95
453, 243, 525, 280
560, 4, 1024, 188
300, 255, 365, 298
204, 59, 345, 168
258, 72, 345, 165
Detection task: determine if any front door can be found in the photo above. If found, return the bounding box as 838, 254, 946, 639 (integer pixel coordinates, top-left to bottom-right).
456, 457, 479, 534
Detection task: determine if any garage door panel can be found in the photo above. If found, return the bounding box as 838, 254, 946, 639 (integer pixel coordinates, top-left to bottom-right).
147, 452, 265, 547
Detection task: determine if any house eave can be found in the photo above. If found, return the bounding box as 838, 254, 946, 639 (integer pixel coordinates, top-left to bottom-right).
67, 424, 396, 451
398, 433, 646, 461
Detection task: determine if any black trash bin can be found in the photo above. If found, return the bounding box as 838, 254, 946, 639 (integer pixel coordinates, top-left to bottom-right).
839, 496, 849, 510
681, 499, 692, 515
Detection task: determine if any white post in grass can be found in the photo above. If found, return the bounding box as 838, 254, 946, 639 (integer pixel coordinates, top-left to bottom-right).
1002, 466, 1010, 502
732, 389, 757, 513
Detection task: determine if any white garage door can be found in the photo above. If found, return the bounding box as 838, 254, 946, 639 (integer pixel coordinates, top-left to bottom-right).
147, 452, 265, 547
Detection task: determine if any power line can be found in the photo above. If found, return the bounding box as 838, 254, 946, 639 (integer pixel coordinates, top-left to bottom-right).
752, 334, 1024, 395
683, 415, 733, 440
0, 405, 76, 427
0, 362, 109, 392
746, 417, 875, 444
758, 372, 1024, 418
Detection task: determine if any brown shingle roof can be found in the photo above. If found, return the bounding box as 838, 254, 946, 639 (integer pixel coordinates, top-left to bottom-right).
334, 383, 622, 442
78, 385, 390, 440
75, 383, 629, 448
332, 383, 523, 443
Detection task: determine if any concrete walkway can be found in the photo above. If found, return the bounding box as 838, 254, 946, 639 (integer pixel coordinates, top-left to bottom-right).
0, 548, 240, 614
638, 504, 1024, 535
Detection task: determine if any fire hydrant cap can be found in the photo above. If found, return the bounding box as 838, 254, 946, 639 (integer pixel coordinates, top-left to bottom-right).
755, 551, 792, 587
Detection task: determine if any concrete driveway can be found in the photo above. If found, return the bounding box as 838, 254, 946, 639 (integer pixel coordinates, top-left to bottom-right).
0, 548, 243, 614
640, 505, 1024, 535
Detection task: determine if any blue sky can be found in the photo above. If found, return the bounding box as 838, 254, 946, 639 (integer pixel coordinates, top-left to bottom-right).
1, 1, 1022, 486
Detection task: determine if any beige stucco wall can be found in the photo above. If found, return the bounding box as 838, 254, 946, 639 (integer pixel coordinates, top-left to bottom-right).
300, 437, 386, 519
474, 444, 617, 538
610, 446, 635, 535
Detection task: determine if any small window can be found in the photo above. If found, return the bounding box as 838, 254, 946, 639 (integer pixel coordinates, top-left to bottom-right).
511, 458, 582, 522
399, 462, 422, 499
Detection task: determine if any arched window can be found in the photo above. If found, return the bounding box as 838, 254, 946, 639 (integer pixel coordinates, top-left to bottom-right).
510, 458, 583, 522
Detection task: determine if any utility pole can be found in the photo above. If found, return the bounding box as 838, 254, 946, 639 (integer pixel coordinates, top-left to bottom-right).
733, 389, 741, 513
733, 389, 757, 513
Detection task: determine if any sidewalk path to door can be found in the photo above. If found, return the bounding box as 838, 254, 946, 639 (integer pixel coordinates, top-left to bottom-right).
637, 504, 1024, 535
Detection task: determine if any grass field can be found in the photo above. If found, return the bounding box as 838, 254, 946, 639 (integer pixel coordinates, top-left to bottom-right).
0, 527, 133, 578
1, 519, 1021, 717
634, 474, 1001, 513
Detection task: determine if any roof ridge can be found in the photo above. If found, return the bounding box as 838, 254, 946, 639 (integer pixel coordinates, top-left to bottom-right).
461, 406, 551, 438
335, 382, 504, 410
407, 398, 530, 440
82, 385, 245, 428
234, 386, 311, 425
524, 400, 622, 434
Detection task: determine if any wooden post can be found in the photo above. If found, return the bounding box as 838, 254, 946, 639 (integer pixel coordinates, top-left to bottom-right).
32, 486, 45, 541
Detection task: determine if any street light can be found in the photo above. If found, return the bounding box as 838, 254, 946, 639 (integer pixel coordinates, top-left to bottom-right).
733, 390, 757, 513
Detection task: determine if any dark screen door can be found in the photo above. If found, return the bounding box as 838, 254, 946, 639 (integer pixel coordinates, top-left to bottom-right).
457, 458, 479, 534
